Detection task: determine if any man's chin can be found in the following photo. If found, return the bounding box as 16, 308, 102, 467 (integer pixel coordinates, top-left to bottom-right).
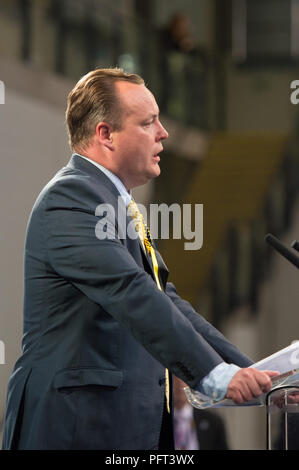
151, 164, 161, 178
133, 167, 161, 188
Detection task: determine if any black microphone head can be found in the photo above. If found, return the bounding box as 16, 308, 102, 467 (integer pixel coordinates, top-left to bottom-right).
291, 240, 299, 252
264, 233, 299, 269
265, 233, 276, 244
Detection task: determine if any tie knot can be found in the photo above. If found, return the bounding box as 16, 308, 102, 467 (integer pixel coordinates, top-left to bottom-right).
128, 199, 145, 242
128, 199, 143, 221
128, 200, 153, 249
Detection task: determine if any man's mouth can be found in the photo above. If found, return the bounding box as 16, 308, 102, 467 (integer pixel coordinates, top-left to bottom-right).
153, 147, 163, 161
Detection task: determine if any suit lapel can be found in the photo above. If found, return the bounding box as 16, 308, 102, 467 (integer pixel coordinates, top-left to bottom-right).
139, 238, 169, 292
155, 249, 169, 291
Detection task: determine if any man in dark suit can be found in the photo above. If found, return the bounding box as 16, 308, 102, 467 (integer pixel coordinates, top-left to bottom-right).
2, 68, 278, 450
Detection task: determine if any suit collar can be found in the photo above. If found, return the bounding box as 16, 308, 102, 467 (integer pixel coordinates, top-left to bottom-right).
67, 154, 122, 202
72, 153, 132, 207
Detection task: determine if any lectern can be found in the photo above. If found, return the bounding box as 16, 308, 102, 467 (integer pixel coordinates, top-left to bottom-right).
266, 384, 299, 450
264, 235, 299, 450
185, 235, 299, 449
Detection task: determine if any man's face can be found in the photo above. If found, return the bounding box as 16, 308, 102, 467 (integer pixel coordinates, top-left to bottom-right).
111, 81, 169, 189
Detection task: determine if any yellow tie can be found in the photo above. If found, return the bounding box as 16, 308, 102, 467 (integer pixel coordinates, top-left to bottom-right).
128, 199, 170, 413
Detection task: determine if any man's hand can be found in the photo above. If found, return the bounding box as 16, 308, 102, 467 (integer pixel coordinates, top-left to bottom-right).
226, 368, 280, 404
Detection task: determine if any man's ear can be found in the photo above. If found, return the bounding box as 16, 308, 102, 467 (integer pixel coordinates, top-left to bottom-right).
95, 122, 114, 150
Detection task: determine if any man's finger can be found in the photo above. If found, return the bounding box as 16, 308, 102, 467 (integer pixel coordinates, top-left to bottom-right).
253, 369, 280, 392
244, 373, 264, 397
264, 370, 280, 377
226, 370, 256, 403
226, 388, 243, 404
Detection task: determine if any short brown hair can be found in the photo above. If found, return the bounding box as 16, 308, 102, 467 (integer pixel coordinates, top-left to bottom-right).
66, 67, 144, 151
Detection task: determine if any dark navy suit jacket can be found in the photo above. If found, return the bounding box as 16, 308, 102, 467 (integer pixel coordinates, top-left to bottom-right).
2, 155, 252, 449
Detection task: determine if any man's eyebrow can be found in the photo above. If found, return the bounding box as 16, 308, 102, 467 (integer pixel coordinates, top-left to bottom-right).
147, 112, 160, 119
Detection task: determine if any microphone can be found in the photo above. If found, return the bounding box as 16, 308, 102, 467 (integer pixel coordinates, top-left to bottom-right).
291, 240, 299, 253
265, 233, 299, 269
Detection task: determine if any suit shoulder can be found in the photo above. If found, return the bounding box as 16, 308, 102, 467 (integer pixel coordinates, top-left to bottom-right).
35, 165, 118, 212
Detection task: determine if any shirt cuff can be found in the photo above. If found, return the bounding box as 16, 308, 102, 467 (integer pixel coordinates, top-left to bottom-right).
196, 362, 241, 401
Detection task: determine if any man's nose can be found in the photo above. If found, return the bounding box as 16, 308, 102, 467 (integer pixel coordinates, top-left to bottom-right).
157, 121, 169, 140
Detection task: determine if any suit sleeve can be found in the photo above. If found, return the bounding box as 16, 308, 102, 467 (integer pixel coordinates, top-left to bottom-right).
165, 282, 253, 368
45, 203, 228, 388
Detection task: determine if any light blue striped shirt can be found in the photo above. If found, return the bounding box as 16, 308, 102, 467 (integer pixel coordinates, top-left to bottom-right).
75, 153, 239, 400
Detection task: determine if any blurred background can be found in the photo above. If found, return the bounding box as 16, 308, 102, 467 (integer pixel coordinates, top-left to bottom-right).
0, 0, 299, 450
